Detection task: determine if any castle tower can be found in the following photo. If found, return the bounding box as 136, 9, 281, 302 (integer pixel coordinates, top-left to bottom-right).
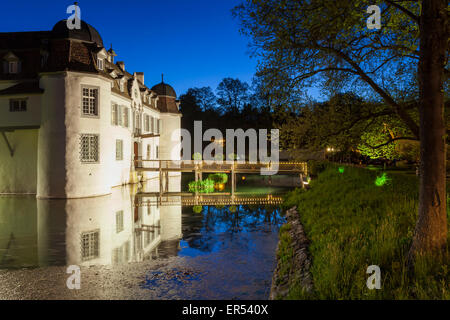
151, 78, 182, 162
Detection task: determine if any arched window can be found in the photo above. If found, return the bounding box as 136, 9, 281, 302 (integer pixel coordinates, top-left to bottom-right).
3, 52, 21, 74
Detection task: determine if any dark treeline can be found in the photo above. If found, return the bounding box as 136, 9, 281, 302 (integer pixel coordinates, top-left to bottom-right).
179, 77, 273, 135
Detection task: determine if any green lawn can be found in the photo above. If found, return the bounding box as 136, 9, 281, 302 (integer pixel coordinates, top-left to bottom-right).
280, 165, 449, 300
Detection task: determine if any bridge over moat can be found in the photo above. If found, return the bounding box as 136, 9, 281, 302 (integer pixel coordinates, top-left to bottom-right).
134, 159, 308, 196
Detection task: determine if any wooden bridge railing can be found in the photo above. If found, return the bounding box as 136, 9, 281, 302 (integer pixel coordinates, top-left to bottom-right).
134, 159, 307, 175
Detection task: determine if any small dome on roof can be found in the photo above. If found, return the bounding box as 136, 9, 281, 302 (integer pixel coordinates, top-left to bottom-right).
52, 20, 104, 47
151, 82, 177, 98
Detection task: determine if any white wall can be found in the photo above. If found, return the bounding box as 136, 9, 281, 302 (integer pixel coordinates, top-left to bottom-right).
159, 113, 181, 161
0, 129, 39, 194
109, 92, 134, 187
1, 72, 181, 198
0, 94, 42, 128
37, 74, 67, 198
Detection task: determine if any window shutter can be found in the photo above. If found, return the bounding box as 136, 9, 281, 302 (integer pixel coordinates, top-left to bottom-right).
111, 104, 115, 125
118, 105, 122, 126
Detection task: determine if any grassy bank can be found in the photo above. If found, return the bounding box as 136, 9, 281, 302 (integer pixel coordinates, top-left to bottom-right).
280, 165, 449, 299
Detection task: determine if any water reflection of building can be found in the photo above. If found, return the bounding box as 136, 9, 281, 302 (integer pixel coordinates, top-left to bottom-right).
0, 177, 182, 268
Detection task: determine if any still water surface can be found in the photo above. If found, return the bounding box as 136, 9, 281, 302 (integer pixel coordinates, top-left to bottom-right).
0, 176, 284, 299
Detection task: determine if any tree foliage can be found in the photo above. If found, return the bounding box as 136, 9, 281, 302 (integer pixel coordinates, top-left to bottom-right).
216, 77, 250, 113
233, 0, 424, 137
233, 0, 449, 256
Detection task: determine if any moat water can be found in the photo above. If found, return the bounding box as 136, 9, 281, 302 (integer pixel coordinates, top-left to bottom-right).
0, 175, 286, 300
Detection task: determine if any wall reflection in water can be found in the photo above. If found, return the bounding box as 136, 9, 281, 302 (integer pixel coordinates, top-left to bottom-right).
0, 176, 182, 269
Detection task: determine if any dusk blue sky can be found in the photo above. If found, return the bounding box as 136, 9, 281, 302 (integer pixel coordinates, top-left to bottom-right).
0, 0, 259, 97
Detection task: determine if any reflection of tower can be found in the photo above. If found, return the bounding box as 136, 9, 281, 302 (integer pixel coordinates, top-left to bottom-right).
0, 197, 38, 268
1, 174, 182, 268
133, 175, 183, 259
159, 202, 182, 242
159, 175, 182, 242
37, 200, 66, 267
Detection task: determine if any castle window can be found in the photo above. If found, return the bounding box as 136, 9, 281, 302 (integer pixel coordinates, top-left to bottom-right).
147, 144, 151, 160
9, 99, 27, 112
116, 211, 124, 233
82, 87, 99, 116
9, 61, 18, 74
150, 117, 154, 133
123, 107, 129, 127
144, 114, 150, 132
119, 81, 124, 92
40, 52, 49, 68
135, 113, 141, 129
80, 134, 99, 163
157, 119, 161, 134
116, 139, 123, 161
156, 145, 159, 159
97, 58, 104, 71
117, 105, 123, 126
111, 103, 118, 125
3, 52, 21, 74
81, 230, 100, 261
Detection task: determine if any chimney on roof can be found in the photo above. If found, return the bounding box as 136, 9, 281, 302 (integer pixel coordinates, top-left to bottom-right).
136, 72, 144, 84
108, 44, 117, 64
117, 61, 125, 72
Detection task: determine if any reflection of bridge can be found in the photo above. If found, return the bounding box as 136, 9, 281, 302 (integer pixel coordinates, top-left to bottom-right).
135, 160, 308, 195
135, 192, 284, 206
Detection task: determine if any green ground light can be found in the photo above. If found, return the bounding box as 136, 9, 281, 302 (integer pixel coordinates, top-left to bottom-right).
193, 205, 203, 214
375, 172, 390, 187
338, 167, 345, 174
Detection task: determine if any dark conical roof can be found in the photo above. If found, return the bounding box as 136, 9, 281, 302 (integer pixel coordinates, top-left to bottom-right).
151, 82, 177, 98
52, 20, 104, 47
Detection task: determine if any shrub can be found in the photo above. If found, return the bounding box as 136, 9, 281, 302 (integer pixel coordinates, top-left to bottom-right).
208, 173, 228, 184
188, 179, 215, 193
193, 205, 203, 214
307, 160, 329, 176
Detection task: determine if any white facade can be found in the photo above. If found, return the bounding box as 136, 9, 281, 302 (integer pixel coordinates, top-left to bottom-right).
0, 71, 181, 198
0, 21, 182, 199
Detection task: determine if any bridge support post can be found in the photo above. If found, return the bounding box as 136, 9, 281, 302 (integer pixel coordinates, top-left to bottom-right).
165, 171, 169, 193
194, 167, 199, 196
299, 173, 305, 189
231, 166, 236, 197
159, 165, 163, 195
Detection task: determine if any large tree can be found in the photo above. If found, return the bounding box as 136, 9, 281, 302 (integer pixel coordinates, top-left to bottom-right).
234, 0, 448, 257
216, 77, 250, 113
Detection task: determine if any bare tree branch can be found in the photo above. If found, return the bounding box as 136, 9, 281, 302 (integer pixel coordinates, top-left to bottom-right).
364, 136, 418, 149
385, 0, 420, 24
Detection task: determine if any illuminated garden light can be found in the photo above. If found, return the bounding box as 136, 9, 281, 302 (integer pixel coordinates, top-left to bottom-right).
338, 167, 345, 174
375, 173, 390, 187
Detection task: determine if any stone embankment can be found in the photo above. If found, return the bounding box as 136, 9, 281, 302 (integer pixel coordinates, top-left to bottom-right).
270, 206, 313, 299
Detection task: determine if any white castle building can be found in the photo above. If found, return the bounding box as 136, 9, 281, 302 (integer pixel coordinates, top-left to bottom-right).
0, 20, 182, 199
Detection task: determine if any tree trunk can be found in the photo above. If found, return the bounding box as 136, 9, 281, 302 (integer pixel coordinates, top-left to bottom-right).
409, 0, 448, 258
